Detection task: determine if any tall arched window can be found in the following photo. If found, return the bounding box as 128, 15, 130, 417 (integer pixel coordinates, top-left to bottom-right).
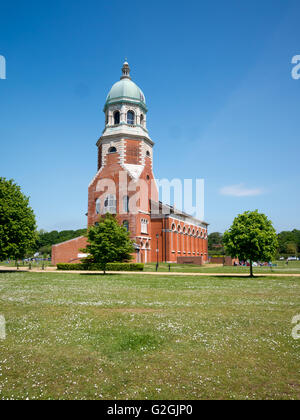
114, 111, 120, 125
141, 219, 148, 234
95, 198, 101, 215
127, 110, 135, 125
123, 195, 129, 213
140, 114, 144, 125
104, 194, 116, 214
123, 220, 129, 232
177, 225, 181, 252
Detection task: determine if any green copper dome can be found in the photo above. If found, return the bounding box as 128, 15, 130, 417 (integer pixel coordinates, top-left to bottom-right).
104, 61, 147, 111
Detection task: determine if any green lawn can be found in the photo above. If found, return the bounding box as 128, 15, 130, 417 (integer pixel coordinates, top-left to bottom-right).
0, 271, 299, 400
145, 260, 300, 274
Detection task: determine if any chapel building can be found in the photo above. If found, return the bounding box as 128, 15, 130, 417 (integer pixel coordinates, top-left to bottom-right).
52, 61, 208, 265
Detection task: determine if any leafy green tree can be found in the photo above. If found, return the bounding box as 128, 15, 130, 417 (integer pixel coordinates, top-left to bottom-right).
39, 245, 52, 257
81, 214, 135, 274
208, 232, 224, 253
223, 210, 278, 277
285, 242, 297, 256
277, 230, 300, 256
0, 178, 37, 260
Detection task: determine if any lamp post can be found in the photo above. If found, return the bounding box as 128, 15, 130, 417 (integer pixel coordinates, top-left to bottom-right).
156, 233, 159, 271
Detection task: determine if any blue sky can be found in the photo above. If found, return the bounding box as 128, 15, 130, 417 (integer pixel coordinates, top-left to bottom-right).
0, 0, 299, 233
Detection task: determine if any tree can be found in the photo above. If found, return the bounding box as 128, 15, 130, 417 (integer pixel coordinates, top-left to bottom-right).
0, 178, 37, 260
223, 210, 278, 277
81, 214, 135, 274
39, 245, 52, 257
285, 242, 297, 256
277, 230, 300, 256
208, 232, 224, 253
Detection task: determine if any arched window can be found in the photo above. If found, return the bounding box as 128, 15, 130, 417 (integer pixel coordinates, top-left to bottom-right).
146, 150, 150, 157
172, 223, 176, 231
123, 220, 129, 232
108, 146, 117, 153
123, 195, 129, 213
140, 114, 144, 125
104, 194, 116, 214
141, 219, 148, 234
114, 111, 120, 125
95, 198, 101, 215
127, 110, 135, 125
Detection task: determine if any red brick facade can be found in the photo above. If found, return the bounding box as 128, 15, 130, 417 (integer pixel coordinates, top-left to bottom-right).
52, 62, 208, 265
52, 236, 87, 265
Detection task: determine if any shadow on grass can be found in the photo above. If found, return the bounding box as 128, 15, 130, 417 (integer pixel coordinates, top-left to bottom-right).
208, 275, 269, 279
79, 272, 119, 276
0, 269, 25, 274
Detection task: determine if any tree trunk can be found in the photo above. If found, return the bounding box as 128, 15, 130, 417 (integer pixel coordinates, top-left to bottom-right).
250, 260, 254, 277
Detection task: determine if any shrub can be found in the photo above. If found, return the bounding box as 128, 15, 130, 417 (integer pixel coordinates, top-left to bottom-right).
57, 263, 144, 272
57, 263, 83, 271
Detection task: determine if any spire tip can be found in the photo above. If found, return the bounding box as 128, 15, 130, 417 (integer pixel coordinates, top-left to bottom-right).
121, 59, 131, 80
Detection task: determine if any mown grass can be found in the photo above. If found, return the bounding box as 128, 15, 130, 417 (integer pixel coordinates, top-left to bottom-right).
144, 260, 300, 274
0, 271, 299, 400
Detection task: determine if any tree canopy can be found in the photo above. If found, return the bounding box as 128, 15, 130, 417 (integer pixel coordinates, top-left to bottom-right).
223, 210, 278, 276
0, 178, 37, 260
81, 214, 135, 273
208, 232, 224, 254
277, 229, 300, 256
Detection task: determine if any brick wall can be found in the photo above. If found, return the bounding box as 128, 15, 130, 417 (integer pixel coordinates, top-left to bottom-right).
52, 236, 88, 265
177, 256, 203, 265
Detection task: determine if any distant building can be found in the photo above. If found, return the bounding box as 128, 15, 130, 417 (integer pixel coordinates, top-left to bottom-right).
52, 61, 208, 265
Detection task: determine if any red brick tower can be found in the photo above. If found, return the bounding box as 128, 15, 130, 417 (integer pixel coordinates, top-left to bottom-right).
87, 61, 158, 262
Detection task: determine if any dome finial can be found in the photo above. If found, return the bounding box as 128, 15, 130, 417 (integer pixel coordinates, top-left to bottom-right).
121, 59, 131, 80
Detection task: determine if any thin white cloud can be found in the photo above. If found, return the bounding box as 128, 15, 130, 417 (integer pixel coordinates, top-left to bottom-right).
220, 183, 264, 197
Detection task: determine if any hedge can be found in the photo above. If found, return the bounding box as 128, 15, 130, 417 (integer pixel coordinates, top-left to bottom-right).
56, 263, 144, 271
